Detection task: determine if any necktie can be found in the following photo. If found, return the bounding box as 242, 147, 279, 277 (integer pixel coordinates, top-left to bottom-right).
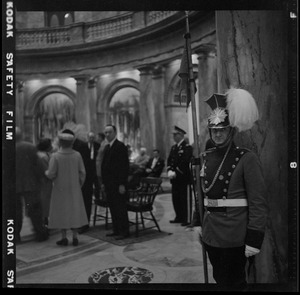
90, 143, 94, 159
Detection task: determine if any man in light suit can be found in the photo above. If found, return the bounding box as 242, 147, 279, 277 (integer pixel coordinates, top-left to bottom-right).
145, 149, 165, 178
101, 124, 130, 240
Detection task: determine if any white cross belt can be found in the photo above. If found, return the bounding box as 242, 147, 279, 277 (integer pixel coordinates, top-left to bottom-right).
204, 198, 248, 207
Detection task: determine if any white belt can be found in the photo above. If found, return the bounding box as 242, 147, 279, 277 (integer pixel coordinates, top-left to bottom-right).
204, 198, 248, 207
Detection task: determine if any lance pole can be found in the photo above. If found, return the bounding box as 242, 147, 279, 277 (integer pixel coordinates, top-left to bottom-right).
184, 11, 208, 283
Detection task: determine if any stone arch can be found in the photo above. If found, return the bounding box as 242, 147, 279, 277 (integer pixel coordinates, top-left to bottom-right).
28, 85, 76, 116
101, 78, 139, 110
100, 78, 140, 149
27, 85, 76, 143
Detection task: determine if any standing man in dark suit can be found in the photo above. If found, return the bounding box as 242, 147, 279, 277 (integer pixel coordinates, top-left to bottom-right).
167, 126, 193, 226
101, 124, 130, 240
145, 149, 165, 178
78, 132, 100, 233
16, 127, 49, 243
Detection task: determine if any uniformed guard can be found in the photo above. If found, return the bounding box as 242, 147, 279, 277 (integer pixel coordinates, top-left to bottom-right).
199, 88, 268, 289
167, 126, 193, 226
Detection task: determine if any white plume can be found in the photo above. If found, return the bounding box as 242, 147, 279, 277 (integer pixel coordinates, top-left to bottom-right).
226, 88, 259, 132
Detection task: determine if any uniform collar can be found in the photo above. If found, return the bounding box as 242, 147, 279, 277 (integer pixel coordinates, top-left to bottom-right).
177, 139, 185, 147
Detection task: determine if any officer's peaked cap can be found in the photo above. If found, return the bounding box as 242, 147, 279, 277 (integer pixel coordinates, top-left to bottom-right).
172, 125, 186, 135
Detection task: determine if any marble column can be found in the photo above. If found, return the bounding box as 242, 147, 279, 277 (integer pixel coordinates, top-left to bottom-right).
196, 45, 218, 152
88, 77, 98, 132
137, 65, 155, 151
216, 10, 288, 283
16, 80, 25, 128
23, 115, 34, 143
72, 74, 91, 132
152, 65, 166, 157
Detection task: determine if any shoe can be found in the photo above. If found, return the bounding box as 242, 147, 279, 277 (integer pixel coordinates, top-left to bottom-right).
72, 238, 79, 246
56, 238, 68, 246
78, 225, 89, 234
106, 232, 118, 237
181, 222, 190, 226
115, 234, 130, 240
169, 219, 181, 224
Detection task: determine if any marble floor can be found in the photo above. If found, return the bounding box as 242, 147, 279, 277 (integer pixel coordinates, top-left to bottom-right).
16, 181, 216, 289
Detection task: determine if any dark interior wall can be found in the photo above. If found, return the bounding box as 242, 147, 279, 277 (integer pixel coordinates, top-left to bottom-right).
216, 10, 288, 283
16, 11, 45, 29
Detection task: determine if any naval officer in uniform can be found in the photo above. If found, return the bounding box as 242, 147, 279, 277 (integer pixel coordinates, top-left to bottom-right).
167, 126, 193, 226
198, 88, 268, 289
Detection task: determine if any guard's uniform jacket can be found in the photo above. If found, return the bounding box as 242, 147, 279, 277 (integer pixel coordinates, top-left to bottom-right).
201, 143, 267, 249
167, 140, 193, 184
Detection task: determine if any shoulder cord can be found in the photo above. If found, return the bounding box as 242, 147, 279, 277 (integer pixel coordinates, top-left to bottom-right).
202, 142, 232, 194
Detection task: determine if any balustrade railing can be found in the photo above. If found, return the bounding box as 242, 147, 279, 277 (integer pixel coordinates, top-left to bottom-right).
16, 11, 179, 50
146, 11, 176, 25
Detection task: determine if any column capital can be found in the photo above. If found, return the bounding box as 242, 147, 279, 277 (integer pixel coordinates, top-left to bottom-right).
136, 64, 155, 75
72, 74, 91, 85
152, 65, 165, 79
17, 80, 25, 92
195, 44, 217, 58
88, 76, 98, 88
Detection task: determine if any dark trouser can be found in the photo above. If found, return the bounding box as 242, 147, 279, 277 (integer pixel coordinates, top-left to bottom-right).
171, 181, 188, 222
82, 173, 100, 224
204, 242, 247, 289
16, 191, 48, 240
105, 184, 129, 236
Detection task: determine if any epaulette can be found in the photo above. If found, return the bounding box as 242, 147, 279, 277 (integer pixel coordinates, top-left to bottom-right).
235, 146, 251, 154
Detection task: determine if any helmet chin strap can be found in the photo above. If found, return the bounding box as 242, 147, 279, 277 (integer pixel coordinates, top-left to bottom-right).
210, 127, 235, 149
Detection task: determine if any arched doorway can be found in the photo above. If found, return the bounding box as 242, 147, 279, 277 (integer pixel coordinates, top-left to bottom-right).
36, 93, 75, 139
108, 87, 140, 156
30, 85, 76, 142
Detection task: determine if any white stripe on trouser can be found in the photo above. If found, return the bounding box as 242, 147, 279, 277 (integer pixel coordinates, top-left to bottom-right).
204, 198, 248, 207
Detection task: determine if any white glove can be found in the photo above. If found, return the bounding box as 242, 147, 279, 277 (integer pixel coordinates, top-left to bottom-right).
245, 245, 260, 257
194, 226, 202, 237
167, 170, 176, 179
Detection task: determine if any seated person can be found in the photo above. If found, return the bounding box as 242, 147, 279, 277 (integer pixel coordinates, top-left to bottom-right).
145, 149, 165, 178
128, 147, 149, 189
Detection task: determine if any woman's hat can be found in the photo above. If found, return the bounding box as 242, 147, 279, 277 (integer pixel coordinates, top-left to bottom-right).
58, 129, 75, 141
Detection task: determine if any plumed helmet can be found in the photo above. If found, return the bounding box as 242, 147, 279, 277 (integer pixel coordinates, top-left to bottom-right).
205, 88, 259, 132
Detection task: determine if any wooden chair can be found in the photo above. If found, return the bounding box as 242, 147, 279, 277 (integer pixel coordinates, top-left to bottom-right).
127, 177, 162, 237
93, 188, 110, 229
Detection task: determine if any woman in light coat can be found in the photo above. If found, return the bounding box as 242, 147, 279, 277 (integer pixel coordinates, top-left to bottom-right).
46, 129, 88, 246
